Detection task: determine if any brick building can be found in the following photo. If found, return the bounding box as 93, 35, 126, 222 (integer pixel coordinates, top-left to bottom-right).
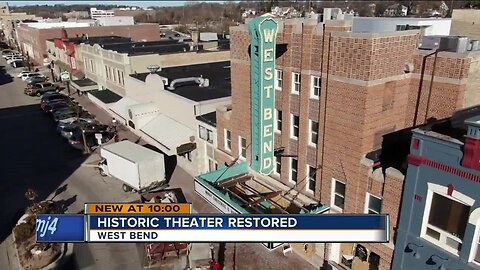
15, 22, 159, 65
213, 17, 480, 269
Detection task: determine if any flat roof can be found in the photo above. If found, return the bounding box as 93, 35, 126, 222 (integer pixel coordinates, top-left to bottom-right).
196, 111, 217, 127
49, 36, 132, 46
89, 89, 122, 104
101, 39, 192, 56
131, 61, 231, 102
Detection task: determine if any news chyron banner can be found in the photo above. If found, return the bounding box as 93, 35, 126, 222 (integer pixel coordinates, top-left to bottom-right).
36, 203, 389, 243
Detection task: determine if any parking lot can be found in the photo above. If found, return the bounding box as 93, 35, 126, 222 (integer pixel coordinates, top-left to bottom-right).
0, 55, 317, 270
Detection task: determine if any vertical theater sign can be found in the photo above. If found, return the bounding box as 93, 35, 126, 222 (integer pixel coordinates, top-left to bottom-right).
249, 16, 278, 175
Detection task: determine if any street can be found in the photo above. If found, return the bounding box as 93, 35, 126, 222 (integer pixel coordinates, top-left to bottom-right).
0, 60, 317, 270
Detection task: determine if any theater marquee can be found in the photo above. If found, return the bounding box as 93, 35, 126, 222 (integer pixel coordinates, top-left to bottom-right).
249, 16, 278, 175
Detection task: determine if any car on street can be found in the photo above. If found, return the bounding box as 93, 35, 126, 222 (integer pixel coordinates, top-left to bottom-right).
42, 101, 75, 114
60, 121, 103, 139
57, 117, 97, 133
24, 82, 60, 96
3, 52, 20, 59
21, 73, 44, 81
68, 129, 114, 151
52, 107, 89, 123
10, 60, 26, 68
25, 76, 47, 85
40, 95, 72, 110
6, 57, 24, 64
17, 71, 30, 78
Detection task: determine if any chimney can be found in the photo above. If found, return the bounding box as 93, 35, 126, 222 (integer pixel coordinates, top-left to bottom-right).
461, 116, 480, 170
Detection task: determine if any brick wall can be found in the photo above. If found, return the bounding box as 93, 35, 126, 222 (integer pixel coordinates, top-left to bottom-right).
218, 19, 475, 269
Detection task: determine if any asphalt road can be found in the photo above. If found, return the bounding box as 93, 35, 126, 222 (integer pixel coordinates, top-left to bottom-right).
0, 60, 143, 269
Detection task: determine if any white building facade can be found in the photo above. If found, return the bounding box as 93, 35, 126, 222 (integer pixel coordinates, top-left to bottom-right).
352, 17, 451, 36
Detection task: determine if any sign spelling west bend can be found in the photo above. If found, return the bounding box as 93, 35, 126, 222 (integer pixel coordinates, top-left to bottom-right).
249, 16, 278, 175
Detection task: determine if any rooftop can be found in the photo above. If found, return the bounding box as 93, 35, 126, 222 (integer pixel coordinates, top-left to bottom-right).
20, 21, 94, 29
131, 60, 231, 102
51, 35, 132, 46
100, 39, 192, 56
89, 89, 122, 104
196, 111, 217, 127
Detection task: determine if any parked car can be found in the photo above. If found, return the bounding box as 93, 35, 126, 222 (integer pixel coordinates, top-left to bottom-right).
3, 52, 20, 59
10, 60, 26, 68
68, 129, 115, 151
42, 101, 75, 114
24, 82, 60, 96
21, 73, 44, 81
16, 71, 30, 78
40, 95, 71, 110
57, 117, 97, 133
60, 121, 103, 139
25, 76, 47, 85
52, 107, 89, 123
7, 57, 24, 64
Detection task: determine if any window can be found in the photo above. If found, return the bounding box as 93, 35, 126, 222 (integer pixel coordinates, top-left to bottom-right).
224, 129, 232, 151
117, 70, 121, 84
119, 71, 124, 86
105, 65, 109, 79
275, 69, 283, 90
276, 110, 282, 132
275, 156, 281, 175
198, 125, 213, 143
365, 193, 382, 214
239, 136, 246, 159
113, 68, 118, 82
292, 72, 300, 93
84, 57, 88, 70
307, 166, 316, 192
90, 59, 95, 72
423, 192, 470, 252
383, 82, 395, 111
291, 114, 299, 138
332, 179, 346, 211
290, 158, 298, 182
474, 233, 480, 264
206, 145, 217, 172
309, 120, 318, 145
311, 76, 321, 98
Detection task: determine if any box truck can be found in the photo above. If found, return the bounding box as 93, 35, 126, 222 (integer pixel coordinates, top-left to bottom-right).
98, 141, 167, 193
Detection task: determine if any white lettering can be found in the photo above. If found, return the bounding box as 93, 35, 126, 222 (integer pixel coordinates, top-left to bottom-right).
263, 140, 272, 153
263, 124, 273, 137
264, 108, 272, 120
263, 28, 275, 43
264, 67, 273, 80
264, 85, 273, 98
264, 48, 274, 62
263, 157, 272, 169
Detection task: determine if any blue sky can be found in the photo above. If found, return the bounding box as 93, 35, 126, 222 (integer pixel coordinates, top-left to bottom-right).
7, 1, 191, 7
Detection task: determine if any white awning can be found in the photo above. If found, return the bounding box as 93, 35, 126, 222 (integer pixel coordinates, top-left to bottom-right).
140, 114, 194, 156
108, 97, 139, 122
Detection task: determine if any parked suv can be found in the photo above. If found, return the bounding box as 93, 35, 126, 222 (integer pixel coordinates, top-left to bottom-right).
25, 82, 60, 96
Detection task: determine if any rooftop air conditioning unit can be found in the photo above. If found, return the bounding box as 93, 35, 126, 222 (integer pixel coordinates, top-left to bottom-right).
439, 36, 469, 53
419, 35, 443, 50
469, 40, 479, 51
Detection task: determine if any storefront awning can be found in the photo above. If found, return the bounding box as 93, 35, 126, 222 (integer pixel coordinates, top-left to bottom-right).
108, 97, 140, 122
140, 114, 194, 156
70, 78, 97, 92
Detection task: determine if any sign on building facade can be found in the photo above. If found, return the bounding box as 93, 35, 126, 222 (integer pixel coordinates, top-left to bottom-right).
249, 16, 278, 175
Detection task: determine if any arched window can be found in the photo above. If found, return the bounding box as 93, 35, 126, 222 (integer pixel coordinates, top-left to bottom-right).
468, 208, 480, 264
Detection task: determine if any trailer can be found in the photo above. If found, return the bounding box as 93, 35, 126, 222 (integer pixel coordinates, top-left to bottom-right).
99, 141, 167, 193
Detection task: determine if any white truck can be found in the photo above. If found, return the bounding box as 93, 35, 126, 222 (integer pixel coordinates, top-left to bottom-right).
98, 141, 168, 193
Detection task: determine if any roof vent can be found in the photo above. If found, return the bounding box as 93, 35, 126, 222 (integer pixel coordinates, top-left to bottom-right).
147, 64, 161, 73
